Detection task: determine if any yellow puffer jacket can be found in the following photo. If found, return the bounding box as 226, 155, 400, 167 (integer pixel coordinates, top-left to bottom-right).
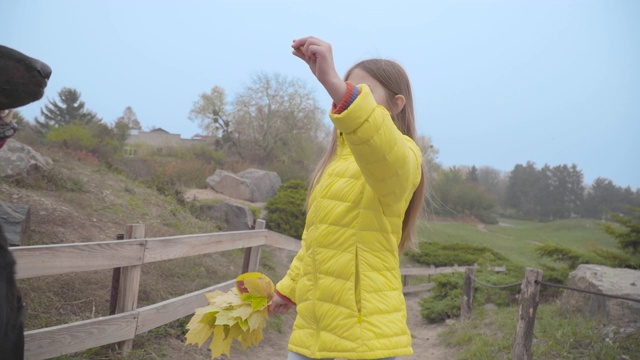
276, 85, 423, 359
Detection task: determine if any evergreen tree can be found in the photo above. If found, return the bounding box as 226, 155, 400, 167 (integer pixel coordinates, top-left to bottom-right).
35, 87, 99, 133
599, 207, 640, 268
466, 165, 479, 183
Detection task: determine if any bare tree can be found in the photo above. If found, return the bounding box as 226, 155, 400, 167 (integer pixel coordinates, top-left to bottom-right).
232, 72, 324, 164
189, 86, 242, 158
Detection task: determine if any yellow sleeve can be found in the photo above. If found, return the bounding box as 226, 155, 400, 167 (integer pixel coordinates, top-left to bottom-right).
275, 232, 308, 304
330, 84, 423, 205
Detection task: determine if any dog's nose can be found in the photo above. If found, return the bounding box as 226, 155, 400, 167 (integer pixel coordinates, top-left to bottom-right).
33, 59, 52, 80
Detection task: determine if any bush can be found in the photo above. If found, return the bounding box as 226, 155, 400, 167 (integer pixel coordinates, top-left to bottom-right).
473, 211, 499, 225
265, 180, 307, 239
408, 242, 525, 323
535, 243, 605, 269
405, 242, 509, 267
419, 273, 463, 322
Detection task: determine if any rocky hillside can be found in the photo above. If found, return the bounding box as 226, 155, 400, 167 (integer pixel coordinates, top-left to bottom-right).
0, 145, 298, 358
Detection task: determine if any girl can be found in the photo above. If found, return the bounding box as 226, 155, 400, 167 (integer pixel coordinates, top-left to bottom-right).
269, 36, 426, 360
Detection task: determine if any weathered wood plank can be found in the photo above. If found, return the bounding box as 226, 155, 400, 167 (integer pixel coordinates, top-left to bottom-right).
402, 283, 434, 294
265, 231, 301, 252
117, 224, 145, 353
400, 266, 466, 276
143, 231, 268, 263
400, 265, 505, 277
243, 220, 265, 273
460, 267, 476, 320
136, 280, 236, 334
24, 312, 138, 360
12, 240, 146, 279
512, 268, 543, 360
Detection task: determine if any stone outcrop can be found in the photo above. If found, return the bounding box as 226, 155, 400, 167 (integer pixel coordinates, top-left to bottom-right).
196, 200, 255, 231
206, 168, 281, 203
0, 139, 53, 179
561, 264, 640, 328
237, 168, 281, 203
206, 170, 254, 202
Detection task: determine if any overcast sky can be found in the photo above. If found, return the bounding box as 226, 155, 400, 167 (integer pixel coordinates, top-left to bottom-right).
2, 0, 639, 188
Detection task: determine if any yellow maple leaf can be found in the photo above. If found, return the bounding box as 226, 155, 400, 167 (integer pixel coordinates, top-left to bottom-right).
246, 308, 268, 332
229, 303, 254, 320
185, 310, 217, 347
209, 324, 233, 358
236, 272, 275, 300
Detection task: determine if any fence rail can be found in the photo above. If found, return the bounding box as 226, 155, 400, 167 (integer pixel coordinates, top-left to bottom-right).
13, 222, 498, 359
11, 222, 301, 360
17, 222, 630, 359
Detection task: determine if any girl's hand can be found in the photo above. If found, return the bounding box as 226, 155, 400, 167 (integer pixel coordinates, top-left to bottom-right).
291, 36, 346, 105
268, 292, 295, 316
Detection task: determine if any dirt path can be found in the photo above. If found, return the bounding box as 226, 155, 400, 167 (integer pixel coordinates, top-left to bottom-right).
212, 290, 456, 360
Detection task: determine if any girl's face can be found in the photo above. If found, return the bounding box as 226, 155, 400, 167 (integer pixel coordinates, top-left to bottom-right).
346, 68, 393, 111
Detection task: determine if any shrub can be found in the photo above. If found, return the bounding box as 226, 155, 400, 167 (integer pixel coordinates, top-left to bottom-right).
473, 211, 499, 225
419, 273, 463, 322
535, 243, 605, 269
265, 180, 307, 239
405, 242, 509, 267
408, 242, 524, 323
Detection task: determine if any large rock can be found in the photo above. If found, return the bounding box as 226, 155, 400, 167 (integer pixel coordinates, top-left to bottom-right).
196, 200, 255, 231
207, 168, 281, 203
0, 138, 53, 179
237, 168, 281, 203
0, 201, 30, 246
206, 170, 254, 202
561, 264, 640, 328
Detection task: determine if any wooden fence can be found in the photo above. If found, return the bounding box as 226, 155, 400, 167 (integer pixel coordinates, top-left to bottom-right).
11, 221, 303, 359
10, 221, 517, 359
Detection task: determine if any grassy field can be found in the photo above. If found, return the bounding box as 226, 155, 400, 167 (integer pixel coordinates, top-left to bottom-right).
417, 218, 619, 268
415, 218, 639, 360
441, 304, 639, 360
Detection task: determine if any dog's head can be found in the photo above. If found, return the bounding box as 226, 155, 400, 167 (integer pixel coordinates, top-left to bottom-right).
0, 45, 52, 148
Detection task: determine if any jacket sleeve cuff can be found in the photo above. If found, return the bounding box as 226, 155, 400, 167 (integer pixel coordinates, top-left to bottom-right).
330, 84, 378, 138
275, 289, 296, 306
331, 81, 359, 114
276, 276, 297, 305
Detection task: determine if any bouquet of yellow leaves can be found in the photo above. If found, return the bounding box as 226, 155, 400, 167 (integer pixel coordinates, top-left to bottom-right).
185, 272, 275, 358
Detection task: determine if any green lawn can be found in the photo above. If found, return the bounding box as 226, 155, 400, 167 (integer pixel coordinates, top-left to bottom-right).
417, 218, 619, 268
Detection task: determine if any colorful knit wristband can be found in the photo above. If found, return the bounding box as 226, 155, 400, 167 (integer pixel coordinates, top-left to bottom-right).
332, 81, 359, 114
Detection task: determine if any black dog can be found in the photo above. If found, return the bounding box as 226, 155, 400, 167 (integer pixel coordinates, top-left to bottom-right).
0, 44, 52, 359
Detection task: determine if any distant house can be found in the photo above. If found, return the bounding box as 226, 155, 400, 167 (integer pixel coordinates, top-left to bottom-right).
124, 128, 213, 156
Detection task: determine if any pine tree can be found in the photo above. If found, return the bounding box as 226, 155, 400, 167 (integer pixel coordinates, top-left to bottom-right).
35, 87, 99, 134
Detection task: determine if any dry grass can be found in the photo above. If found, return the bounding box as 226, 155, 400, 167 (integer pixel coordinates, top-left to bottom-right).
1, 148, 296, 358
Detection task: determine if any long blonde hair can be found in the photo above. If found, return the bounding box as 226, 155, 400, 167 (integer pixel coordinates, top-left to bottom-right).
308, 59, 426, 252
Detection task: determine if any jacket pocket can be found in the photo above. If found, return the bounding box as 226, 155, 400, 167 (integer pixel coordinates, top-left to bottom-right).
354, 247, 362, 323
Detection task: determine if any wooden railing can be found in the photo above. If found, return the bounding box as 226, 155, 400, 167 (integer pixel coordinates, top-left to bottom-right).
11, 221, 300, 360
11, 221, 502, 360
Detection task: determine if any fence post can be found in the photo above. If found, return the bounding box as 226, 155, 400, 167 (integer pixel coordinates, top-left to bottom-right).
109, 233, 125, 315
242, 219, 265, 273
512, 268, 543, 360
116, 224, 145, 354
460, 266, 476, 320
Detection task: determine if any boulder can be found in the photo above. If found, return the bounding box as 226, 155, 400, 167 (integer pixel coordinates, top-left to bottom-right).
0, 139, 53, 179
206, 170, 255, 202
237, 168, 281, 203
197, 200, 255, 231
0, 201, 30, 246
207, 168, 282, 203
561, 264, 640, 328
